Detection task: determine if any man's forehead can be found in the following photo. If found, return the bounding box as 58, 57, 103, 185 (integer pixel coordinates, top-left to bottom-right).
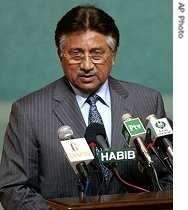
64, 30, 108, 50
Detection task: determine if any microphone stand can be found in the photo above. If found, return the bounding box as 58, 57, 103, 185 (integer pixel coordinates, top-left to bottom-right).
145, 161, 164, 191
134, 141, 164, 191
77, 178, 84, 203
157, 147, 173, 175
76, 162, 90, 203
145, 131, 173, 176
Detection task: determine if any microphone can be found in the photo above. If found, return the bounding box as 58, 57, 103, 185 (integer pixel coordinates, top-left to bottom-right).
86, 123, 151, 192
84, 128, 97, 157
87, 123, 150, 192
84, 128, 102, 174
86, 123, 137, 165
57, 125, 94, 176
86, 123, 109, 150
121, 113, 153, 165
57, 125, 74, 140
84, 123, 111, 170
121, 114, 166, 191
145, 114, 173, 159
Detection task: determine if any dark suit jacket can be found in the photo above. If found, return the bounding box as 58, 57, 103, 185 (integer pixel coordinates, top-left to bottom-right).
0, 76, 172, 209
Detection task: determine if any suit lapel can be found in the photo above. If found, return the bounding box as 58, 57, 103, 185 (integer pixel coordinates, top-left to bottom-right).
52, 77, 86, 138
109, 77, 133, 149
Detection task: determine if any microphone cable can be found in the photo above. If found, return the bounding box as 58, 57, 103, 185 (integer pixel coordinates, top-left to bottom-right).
134, 139, 164, 192
106, 163, 150, 193
142, 161, 164, 191
146, 129, 173, 176
147, 143, 173, 177
157, 147, 173, 174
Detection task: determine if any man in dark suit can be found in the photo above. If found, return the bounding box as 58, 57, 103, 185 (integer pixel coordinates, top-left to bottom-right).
0, 5, 172, 210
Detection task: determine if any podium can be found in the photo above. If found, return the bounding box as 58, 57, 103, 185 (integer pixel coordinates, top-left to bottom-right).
47, 190, 172, 210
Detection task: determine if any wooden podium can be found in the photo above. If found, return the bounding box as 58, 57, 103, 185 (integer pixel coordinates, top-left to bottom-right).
47, 190, 172, 210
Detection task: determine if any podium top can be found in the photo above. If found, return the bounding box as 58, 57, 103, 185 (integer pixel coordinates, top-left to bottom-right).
47, 190, 173, 210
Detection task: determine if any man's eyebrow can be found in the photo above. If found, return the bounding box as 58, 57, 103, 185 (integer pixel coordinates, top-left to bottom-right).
69, 48, 83, 51
69, 47, 105, 52
90, 47, 104, 51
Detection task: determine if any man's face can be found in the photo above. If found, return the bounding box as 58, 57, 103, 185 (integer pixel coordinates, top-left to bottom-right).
59, 30, 116, 93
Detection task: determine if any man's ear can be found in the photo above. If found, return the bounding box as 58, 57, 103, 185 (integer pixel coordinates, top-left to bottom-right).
57, 48, 62, 61
112, 50, 117, 65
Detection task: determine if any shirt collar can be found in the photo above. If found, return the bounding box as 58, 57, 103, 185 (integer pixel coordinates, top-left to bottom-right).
70, 80, 111, 108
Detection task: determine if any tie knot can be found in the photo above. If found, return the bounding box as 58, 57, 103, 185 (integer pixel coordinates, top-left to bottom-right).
87, 93, 99, 105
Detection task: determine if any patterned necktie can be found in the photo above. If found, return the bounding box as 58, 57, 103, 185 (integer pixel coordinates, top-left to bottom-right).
87, 93, 103, 125
87, 93, 110, 185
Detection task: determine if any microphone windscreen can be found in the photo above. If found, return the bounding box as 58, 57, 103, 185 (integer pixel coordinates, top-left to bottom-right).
84, 129, 96, 144
86, 123, 106, 138
57, 125, 74, 140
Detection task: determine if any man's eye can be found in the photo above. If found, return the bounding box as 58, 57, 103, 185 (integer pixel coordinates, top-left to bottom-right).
91, 51, 104, 60
70, 52, 83, 57
91, 51, 103, 56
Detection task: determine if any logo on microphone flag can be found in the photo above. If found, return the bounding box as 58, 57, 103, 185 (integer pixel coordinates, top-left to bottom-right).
61, 138, 94, 174
122, 118, 146, 146
98, 148, 137, 163
146, 117, 173, 141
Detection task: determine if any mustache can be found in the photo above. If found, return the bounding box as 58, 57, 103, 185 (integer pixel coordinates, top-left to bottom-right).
77, 69, 98, 76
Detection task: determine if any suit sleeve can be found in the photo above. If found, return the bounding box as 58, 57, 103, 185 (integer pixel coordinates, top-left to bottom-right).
0, 101, 53, 210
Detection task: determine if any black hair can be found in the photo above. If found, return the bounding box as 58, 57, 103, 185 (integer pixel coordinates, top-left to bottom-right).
55, 5, 119, 49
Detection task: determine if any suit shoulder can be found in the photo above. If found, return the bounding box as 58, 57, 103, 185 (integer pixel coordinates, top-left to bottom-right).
123, 81, 160, 94
109, 76, 161, 95
15, 78, 61, 105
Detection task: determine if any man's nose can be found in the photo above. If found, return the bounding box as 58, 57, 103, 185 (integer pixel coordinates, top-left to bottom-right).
80, 55, 95, 70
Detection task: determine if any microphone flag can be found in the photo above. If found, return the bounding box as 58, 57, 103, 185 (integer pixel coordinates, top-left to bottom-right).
61, 138, 94, 174
98, 148, 137, 163
122, 117, 146, 146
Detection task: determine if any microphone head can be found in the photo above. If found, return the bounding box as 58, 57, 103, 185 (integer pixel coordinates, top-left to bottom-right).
86, 122, 107, 138
145, 114, 157, 126
57, 125, 74, 140
122, 113, 133, 122
84, 129, 97, 144
85, 123, 108, 150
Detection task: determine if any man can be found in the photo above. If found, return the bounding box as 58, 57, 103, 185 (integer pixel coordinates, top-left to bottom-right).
0, 5, 172, 210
